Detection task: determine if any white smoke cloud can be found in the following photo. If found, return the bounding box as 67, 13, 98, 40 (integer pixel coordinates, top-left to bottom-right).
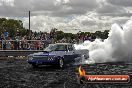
0, 0, 14, 6
75, 18, 132, 63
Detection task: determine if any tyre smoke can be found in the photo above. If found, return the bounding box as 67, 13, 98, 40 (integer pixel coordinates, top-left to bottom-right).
74, 19, 132, 63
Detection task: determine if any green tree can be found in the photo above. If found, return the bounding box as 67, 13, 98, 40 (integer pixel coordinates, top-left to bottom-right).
0, 18, 29, 37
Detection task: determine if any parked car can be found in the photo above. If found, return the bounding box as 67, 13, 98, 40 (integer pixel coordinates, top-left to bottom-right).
27, 43, 89, 68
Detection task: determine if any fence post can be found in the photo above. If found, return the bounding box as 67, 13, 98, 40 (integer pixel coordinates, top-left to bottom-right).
2, 40, 3, 50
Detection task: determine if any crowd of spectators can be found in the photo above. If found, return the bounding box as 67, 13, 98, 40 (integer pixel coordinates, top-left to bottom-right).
0, 30, 93, 50
0, 31, 51, 50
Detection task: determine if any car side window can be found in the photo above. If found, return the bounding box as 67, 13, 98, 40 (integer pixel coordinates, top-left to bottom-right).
68, 45, 73, 51
55, 45, 67, 51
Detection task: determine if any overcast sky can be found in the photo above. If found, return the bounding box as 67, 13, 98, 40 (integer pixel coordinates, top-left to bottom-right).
0, 0, 131, 33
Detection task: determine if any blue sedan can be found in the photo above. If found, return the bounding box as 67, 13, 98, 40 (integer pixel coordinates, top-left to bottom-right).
27, 43, 89, 68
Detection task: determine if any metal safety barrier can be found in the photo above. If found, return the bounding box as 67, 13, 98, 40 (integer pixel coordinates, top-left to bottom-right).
0, 50, 44, 57
0, 39, 51, 57
0, 39, 51, 50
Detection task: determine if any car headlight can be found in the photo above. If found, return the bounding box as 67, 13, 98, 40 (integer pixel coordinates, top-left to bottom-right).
48, 57, 55, 61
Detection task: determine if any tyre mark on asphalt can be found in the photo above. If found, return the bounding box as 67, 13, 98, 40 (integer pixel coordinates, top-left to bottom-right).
0, 60, 132, 88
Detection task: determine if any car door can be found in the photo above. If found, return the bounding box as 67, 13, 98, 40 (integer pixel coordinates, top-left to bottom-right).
64, 45, 76, 63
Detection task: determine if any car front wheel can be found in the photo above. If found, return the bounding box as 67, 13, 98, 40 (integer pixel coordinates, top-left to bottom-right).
32, 64, 38, 68
59, 58, 64, 68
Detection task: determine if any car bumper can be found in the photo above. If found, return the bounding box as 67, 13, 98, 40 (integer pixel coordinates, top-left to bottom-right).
27, 59, 59, 65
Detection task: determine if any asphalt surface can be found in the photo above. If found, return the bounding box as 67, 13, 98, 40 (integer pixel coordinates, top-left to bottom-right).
0, 59, 132, 88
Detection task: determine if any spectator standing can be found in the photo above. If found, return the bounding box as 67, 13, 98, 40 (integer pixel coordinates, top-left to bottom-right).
6, 41, 11, 50
2, 39, 6, 50
4, 31, 9, 38
14, 36, 19, 50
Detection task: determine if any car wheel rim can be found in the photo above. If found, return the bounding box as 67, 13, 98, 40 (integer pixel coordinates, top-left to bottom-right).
59, 59, 63, 68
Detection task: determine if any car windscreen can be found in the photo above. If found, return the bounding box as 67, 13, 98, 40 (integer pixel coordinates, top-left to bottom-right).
54, 45, 67, 51
44, 44, 56, 51
44, 44, 67, 51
